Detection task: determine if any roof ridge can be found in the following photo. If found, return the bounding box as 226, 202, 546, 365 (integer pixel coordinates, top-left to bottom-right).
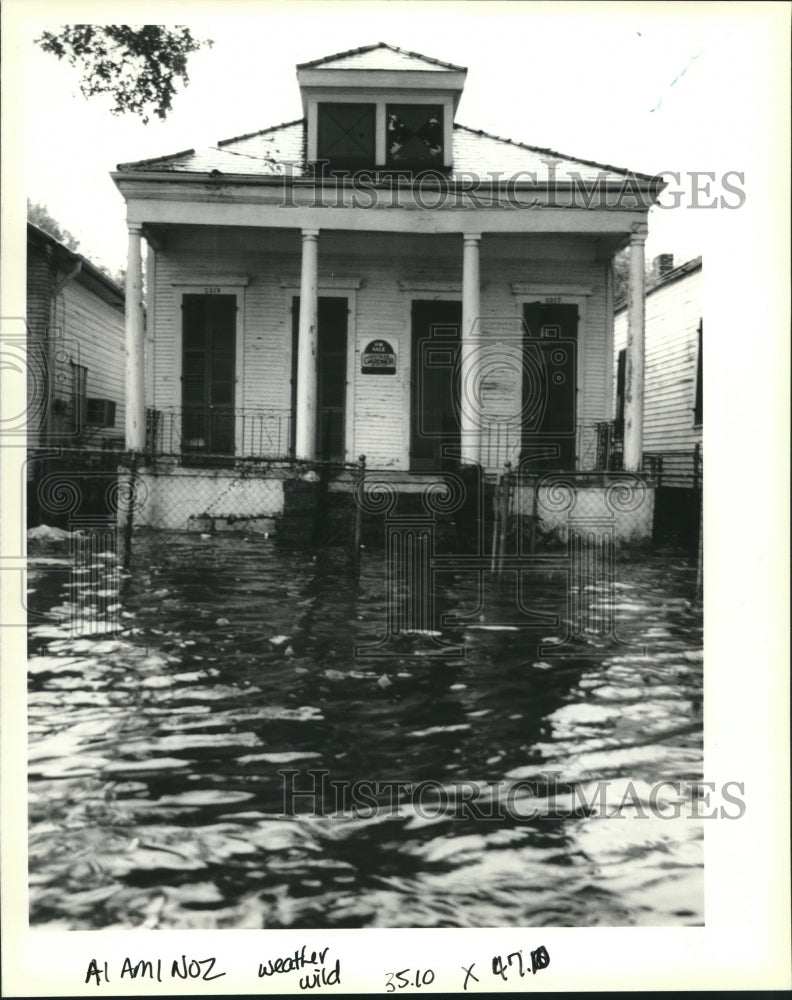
296, 41, 465, 72
454, 123, 656, 181
217, 118, 304, 148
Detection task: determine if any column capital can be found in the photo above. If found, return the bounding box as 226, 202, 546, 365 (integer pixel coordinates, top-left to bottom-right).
463, 233, 482, 245
127, 222, 144, 235
301, 228, 320, 240
630, 222, 649, 243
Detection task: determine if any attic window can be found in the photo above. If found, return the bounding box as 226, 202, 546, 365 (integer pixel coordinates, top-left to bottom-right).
387, 105, 443, 166
318, 103, 375, 166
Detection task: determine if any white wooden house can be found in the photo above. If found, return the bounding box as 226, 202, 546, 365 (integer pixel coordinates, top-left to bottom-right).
614, 255, 702, 545
112, 43, 660, 538
27, 222, 126, 450
26, 223, 126, 524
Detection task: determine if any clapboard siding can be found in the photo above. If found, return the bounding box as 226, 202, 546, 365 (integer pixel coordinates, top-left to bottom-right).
26, 230, 125, 448
614, 262, 702, 454
26, 242, 55, 449
151, 232, 609, 469
57, 280, 126, 437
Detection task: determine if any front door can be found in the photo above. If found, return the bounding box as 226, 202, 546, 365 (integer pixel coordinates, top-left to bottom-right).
521, 301, 578, 470
410, 300, 462, 472
181, 294, 236, 455
291, 297, 348, 462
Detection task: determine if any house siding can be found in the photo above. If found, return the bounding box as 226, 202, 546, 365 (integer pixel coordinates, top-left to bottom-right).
26, 233, 125, 450
57, 280, 126, 441
151, 231, 609, 471
26, 240, 56, 451
614, 264, 702, 456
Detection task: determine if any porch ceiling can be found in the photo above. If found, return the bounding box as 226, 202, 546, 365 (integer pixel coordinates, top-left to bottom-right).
125, 189, 648, 239
143, 224, 605, 262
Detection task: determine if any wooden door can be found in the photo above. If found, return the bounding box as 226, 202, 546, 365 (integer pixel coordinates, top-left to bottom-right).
521, 301, 578, 470
182, 294, 236, 455
291, 297, 348, 462
410, 300, 462, 472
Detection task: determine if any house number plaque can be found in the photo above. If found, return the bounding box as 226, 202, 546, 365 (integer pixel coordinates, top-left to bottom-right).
361, 339, 396, 375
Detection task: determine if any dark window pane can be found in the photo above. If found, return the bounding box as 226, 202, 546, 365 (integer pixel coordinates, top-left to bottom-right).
616, 348, 626, 428
387, 105, 443, 165
318, 104, 375, 164
72, 362, 87, 432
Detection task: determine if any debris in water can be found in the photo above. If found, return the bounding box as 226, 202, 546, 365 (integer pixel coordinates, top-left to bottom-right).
467, 624, 519, 631
377, 674, 392, 689
269, 635, 289, 646
27, 524, 74, 541
216, 618, 230, 626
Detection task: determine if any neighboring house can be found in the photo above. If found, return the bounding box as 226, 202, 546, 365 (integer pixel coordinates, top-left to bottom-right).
613, 255, 702, 545
112, 42, 662, 539
26, 222, 126, 523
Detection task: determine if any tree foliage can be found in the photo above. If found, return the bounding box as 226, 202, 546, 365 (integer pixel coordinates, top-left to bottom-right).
27, 199, 80, 252
36, 25, 211, 124
613, 248, 661, 305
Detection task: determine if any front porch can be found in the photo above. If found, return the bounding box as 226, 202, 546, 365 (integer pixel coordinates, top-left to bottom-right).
127, 416, 652, 548
122, 220, 651, 478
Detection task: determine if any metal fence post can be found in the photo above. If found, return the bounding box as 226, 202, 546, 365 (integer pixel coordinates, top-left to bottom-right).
122, 452, 136, 571
352, 454, 365, 577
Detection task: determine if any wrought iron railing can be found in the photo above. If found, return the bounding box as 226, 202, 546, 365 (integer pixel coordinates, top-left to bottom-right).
145, 407, 293, 461
644, 443, 702, 489
484, 420, 625, 474
593, 420, 624, 471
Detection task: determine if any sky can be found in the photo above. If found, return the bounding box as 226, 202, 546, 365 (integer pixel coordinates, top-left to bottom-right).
4, 0, 784, 275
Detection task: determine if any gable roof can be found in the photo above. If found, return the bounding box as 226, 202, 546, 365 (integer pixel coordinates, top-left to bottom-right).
27, 222, 124, 308
116, 118, 654, 185
296, 41, 465, 73
614, 256, 702, 312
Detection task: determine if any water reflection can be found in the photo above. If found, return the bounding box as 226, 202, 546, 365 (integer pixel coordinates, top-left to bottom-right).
28, 533, 703, 929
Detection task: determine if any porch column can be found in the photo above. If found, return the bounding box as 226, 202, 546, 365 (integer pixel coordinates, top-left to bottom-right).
461, 233, 481, 465
125, 223, 146, 452
623, 223, 647, 471
295, 228, 319, 460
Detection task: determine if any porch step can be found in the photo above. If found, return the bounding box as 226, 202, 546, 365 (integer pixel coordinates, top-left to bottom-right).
277, 472, 496, 552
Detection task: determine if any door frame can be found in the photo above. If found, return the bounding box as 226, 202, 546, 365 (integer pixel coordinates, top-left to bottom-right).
285, 284, 357, 463
407, 296, 463, 473
512, 284, 592, 469
173, 282, 246, 453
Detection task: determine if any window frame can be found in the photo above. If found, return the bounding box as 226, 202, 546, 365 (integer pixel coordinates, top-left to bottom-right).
316, 102, 376, 169
385, 103, 445, 169
71, 361, 88, 434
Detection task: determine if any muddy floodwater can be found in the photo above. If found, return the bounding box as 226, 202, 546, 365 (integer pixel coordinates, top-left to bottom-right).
27, 532, 703, 929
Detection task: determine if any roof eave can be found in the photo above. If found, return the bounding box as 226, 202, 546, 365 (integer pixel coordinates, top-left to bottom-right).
27, 223, 124, 305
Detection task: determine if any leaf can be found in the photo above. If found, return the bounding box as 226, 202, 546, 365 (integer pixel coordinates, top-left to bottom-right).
34, 25, 212, 124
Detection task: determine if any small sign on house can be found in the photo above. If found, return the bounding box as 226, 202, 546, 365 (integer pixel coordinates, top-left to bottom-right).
361, 339, 397, 375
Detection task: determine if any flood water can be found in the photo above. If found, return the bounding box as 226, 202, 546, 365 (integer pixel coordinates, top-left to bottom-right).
27, 531, 703, 930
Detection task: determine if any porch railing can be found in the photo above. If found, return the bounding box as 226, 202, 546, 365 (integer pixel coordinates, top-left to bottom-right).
145, 407, 293, 461
483, 419, 626, 474
644, 443, 703, 490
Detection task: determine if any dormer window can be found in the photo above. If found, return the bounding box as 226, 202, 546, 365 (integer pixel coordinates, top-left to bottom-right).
317, 103, 375, 167
298, 43, 465, 173
387, 105, 443, 166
